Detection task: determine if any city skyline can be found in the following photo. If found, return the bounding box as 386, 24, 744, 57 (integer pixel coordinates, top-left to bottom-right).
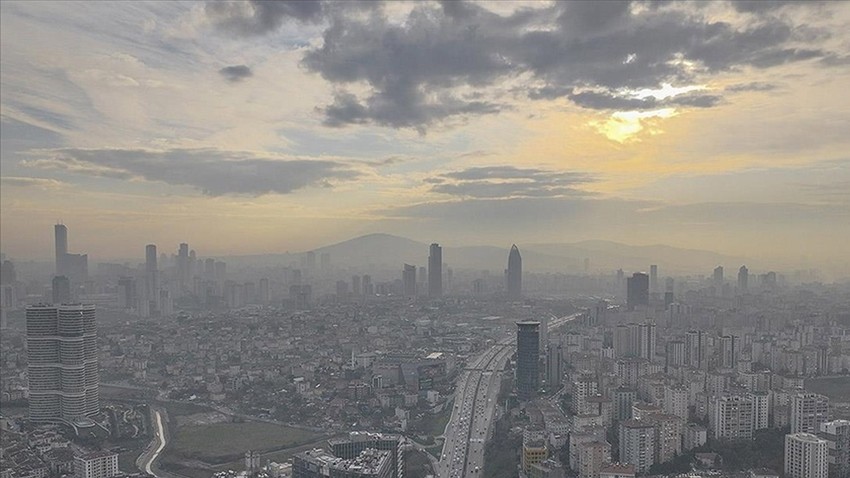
1, 1, 849, 274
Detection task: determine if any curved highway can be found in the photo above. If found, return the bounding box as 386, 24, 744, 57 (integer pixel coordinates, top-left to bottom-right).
138, 408, 167, 477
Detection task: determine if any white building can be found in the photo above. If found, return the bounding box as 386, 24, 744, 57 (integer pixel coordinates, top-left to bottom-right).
709, 395, 754, 440
74, 451, 118, 478
785, 433, 829, 478
791, 392, 830, 434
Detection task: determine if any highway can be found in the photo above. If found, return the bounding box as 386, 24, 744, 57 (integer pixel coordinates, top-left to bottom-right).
438, 313, 581, 478
138, 408, 167, 477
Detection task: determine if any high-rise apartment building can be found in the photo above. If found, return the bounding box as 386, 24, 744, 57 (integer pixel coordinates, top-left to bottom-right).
819, 420, 850, 478
649, 265, 658, 295
626, 273, 649, 310
720, 335, 739, 369
506, 244, 522, 299
27, 304, 99, 423
145, 244, 159, 314
785, 433, 829, 478
619, 420, 656, 473
52, 275, 71, 304
516, 321, 540, 400
638, 323, 656, 361
685, 330, 705, 369
709, 395, 754, 440
791, 392, 830, 434
428, 243, 442, 298
738, 265, 749, 294
402, 264, 416, 297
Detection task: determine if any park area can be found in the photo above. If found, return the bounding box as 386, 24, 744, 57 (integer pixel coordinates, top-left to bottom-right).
169, 421, 324, 463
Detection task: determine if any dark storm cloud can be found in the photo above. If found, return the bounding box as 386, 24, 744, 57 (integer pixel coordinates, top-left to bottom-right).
429, 166, 595, 199
210, 0, 841, 129
219, 65, 253, 82
206, 0, 324, 36
22, 148, 360, 196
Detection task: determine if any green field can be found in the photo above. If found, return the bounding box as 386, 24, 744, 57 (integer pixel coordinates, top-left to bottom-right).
806, 377, 850, 402
170, 421, 324, 463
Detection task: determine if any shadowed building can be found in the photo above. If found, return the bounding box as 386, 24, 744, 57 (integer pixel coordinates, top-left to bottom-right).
626, 273, 649, 311
517, 321, 541, 400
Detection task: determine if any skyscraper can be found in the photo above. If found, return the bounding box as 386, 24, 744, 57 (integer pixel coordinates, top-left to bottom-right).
402, 264, 416, 297
738, 265, 749, 294
785, 433, 829, 478
516, 321, 540, 400
27, 304, 99, 423
145, 244, 159, 314
649, 265, 658, 294
428, 243, 442, 298
713, 266, 724, 288
52, 276, 71, 304
506, 244, 522, 300
626, 273, 649, 310
638, 323, 656, 361
55, 224, 68, 276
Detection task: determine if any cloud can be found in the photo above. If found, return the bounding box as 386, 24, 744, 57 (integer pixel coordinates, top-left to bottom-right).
427, 166, 595, 199
725, 82, 778, 92
21, 148, 361, 196
219, 64, 253, 82
206, 0, 324, 36
0, 176, 67, 189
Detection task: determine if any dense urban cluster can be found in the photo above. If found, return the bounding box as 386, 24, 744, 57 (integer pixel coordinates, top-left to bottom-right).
1, 226, 850, 478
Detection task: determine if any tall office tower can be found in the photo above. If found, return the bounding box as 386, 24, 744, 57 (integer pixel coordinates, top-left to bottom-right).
713, 266, 724, 289
402, 264, 416, 297
506, 244, 522, 300
27, 304, 99, 423
177, 243, 189, 289
719, 335, 739, 369
649, 265, 658, 294
685, 330, 705, 369
791, 392, 830, 434
709, 395, 755, 440
738, 265, 749, 294
117, 277, 137, 310
626, 273, 649, 310
428, 243, 442, 298
516, 321, 541, 400
52, 276, 71, 304
351, 275, 361, 296
55, 224, 68, 276
619, 421, 656, 473
417, 266, 426, 286
638, 323, 656, 361
785, 433, 829, 478
819, 420, 850, 478
145, 245, 159, 313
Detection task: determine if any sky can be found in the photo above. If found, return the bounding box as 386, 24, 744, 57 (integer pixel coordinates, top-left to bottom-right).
1, 0, 849, 274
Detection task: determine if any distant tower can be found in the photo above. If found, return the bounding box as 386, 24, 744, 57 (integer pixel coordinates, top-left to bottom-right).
626, 273, 649, 310
27, 304, 99, 423
402, 264, 416, 297
145, 245, 159, 314
738, 266, 749, 294
54, 224, 68, 276
649, 265, 658, 295
428, 243, 442, 298
52, 276, 71, 304
516, 321, 540, 400
506, 245, 522, 300
713, 266, 724, 287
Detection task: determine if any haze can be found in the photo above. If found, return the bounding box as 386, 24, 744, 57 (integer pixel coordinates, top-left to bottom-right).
1, 1, 849, 276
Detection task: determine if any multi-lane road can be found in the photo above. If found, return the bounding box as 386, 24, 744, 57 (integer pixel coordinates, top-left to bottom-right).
438, 313, 581, 478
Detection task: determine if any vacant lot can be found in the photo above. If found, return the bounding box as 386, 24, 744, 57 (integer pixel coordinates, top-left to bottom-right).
170, 421, 323, 463
806, 377, 850, 402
